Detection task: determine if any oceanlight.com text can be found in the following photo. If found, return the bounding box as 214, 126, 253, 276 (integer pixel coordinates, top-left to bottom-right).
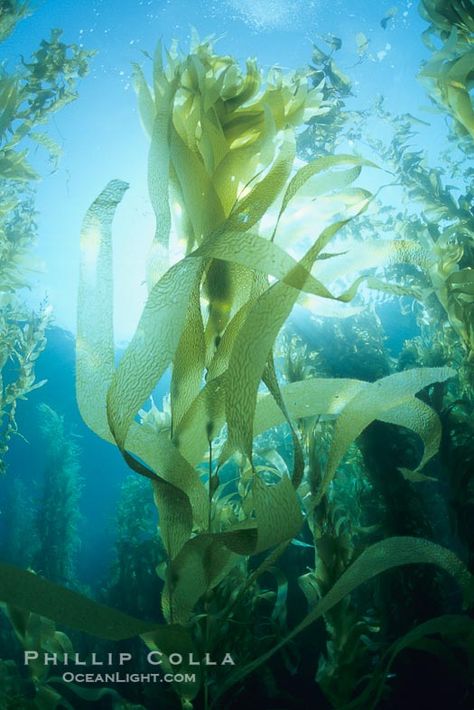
61, 671, 197, 684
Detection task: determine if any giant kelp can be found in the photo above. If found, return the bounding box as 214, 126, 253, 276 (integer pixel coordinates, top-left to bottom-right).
32, 404, 82, 586
0, 20, 472, 710
71, 38, 473, 707
0, 8, 93, 474
419, 0, 474, 143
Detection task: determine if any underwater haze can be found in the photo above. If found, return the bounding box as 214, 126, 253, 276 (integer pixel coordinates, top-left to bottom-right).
0, 0, 473, 709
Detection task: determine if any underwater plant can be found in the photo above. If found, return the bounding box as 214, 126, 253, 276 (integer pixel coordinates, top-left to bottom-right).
105, 475, 164, 620
31, 404, 82, 587
419, 0, 474, 144
0, 7, 93, 474
0, 22, 472, 710
71, 35, 473, 707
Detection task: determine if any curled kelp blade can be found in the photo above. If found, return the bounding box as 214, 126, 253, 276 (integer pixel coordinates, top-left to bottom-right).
162, 473, 303, 624
212, 536, 474, 703
253, 374, 443, 481
272, 154, 378, 240
315, 238, 435, 285
321, 366, 455, 502
192, 228, 335, 299
222, 207, 371, 466
76, 183, 207, 554
225, 131, 296, 232
126, 426, 209, 533
262, 356, 305, 487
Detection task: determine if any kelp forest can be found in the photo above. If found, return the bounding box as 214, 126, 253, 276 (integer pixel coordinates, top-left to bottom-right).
0, 0, 473, 708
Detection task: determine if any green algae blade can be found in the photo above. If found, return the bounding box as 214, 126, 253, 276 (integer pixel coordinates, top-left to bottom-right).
252, 473, 303, 552
162, 535, 240, 624
127, 426, 209, 533
226, 131, 295, 232
0, 562, 202, 701
170, 271, 206, 430
316, 238, 435, 285
381, 398, 442, 475
132, 63, 155, 136
162, 474, 302, 623
223, 208, 371, 464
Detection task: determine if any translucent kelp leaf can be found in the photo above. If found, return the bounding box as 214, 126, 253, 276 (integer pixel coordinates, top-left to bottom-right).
170, 126, 226, 246
146, 76, 183, 286
133, 64, 156, 137
170, 267, 205, 430
223, 210, 370, 464
193, 229, 334, 299
254, 378, 365, 434
107, 257, 202, 449
127, 426, 209, 532
163, 473, 302, 623
251, 473, 303, 552
173, 375, 227, 464
215, 537, 473, 700
262, 356, 305, 486
321, 367, 455, 501
316, 238, 435, 285
272, 155, 377, 240
152, 480, 193, 560
77, 179, 129, 443
226, 132, 295, 232
77, 183, 205, 555
126, 429, 208, 556
121, 447, 194, 560
380, 397, 442, 473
